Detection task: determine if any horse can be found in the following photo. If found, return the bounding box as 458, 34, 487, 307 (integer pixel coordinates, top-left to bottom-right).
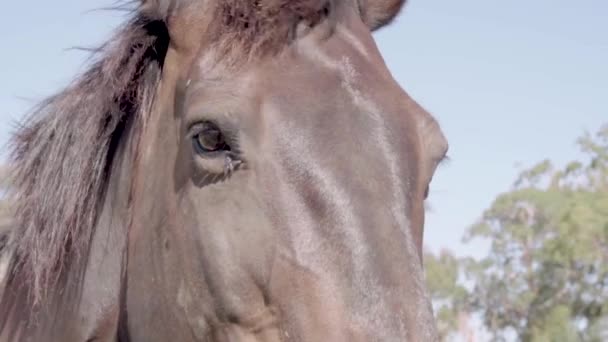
0, 0, 449, 341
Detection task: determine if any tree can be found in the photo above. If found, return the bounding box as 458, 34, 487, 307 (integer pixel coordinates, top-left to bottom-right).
424, 249, 470, 341
460, 124, 608, 341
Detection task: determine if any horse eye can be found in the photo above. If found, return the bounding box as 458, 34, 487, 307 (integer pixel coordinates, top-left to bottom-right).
192, 122, 230, 154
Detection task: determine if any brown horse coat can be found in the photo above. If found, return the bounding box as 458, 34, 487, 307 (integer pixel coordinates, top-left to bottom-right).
0, 1, 448, 341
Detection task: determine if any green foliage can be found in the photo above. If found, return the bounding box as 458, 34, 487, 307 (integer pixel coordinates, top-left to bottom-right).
425, 124, 608, 341
424, 249, 469, 341
528, 305, 579, 342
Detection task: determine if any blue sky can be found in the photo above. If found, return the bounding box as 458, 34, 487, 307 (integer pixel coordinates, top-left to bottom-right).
1, 1, 607, 258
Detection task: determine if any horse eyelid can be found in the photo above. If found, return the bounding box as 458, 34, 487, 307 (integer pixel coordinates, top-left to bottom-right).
186, 121, 215, 138
187, 120, 232, 142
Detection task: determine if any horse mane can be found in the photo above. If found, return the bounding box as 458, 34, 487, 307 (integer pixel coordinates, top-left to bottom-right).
1, 7, 170, 311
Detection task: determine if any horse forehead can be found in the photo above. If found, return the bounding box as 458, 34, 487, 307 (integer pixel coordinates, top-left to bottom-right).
293, 26, 420, 129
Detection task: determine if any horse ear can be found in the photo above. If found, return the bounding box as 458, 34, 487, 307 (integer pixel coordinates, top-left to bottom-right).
360, 0, 407, 31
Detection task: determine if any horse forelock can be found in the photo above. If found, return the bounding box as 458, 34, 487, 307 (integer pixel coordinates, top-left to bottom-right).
142, 0, 335, 61
211, 0, 332, 51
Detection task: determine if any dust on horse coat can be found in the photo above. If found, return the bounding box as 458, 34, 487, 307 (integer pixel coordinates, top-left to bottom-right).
0, 0, 449, 341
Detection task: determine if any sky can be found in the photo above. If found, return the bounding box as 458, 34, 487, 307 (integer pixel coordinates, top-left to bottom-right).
1, 0, 607, 258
